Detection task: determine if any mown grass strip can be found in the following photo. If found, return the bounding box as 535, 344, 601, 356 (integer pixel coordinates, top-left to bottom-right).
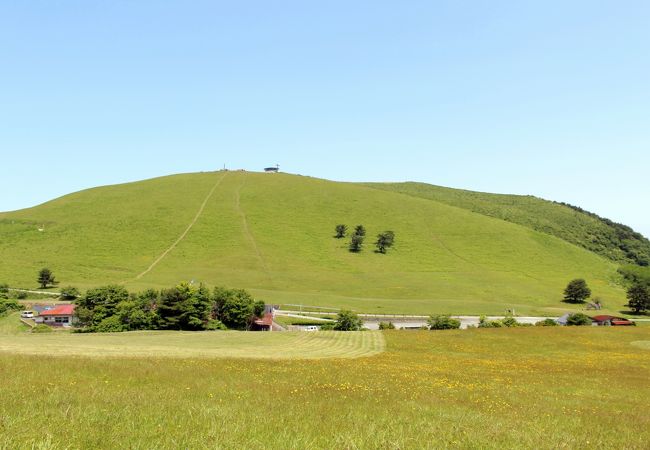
0, 330, 385, 360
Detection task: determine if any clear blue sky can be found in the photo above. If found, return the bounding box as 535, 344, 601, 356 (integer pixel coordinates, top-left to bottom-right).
1, 1, 649, 237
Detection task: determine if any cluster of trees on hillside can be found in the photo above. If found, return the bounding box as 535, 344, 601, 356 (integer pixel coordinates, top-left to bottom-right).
563, 278, 650, 314
74, 283, 265, 332
618, 265, 650, 287
558, 202, 650, 266
334, 224, 395, 254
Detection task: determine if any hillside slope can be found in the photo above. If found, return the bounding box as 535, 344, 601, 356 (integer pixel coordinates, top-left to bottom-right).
364, 182, 650, 266
0, 171, 627, 315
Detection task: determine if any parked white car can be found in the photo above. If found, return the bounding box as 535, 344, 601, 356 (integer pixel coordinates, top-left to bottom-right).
20, 311, 34, 319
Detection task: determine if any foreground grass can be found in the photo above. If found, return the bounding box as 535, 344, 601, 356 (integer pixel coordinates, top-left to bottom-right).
0, 328, 648, 449
0, 312, 29, 335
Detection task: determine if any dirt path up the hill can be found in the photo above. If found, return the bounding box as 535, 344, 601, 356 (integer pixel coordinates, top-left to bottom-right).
134, 172, 227, 280
234, 177, 270, 274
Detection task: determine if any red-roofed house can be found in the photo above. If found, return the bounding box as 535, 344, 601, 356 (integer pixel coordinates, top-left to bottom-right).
252, 313, 274, 332
35, 304, 76, 327
591, 315, 635, 326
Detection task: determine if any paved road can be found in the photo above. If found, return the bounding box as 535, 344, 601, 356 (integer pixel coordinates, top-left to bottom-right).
275, 312, 334, 322
276, 310, 556, 330
362, 316, 557, 330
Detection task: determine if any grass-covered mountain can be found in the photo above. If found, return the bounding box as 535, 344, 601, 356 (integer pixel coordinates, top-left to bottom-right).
0, 171, 636, 315
364, 182, 650, 266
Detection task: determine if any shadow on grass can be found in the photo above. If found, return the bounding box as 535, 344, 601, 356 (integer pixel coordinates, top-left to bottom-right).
619, 310, 650, 317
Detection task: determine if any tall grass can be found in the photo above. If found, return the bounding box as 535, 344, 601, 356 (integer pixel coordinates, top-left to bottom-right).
0, 328, 648, 448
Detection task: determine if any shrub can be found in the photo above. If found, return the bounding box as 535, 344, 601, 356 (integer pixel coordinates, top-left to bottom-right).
334, 224, 347, 239
31, 324, 53, 333
205, 319, 227, 331
375, 231, 395, 254
478, 316, 502, 328
0, 299, 21, 316
378, 321, 396, 330
428, 315, 461, 330
60, 286, 81, 300
536, 318, 559, 327
566, 313, 593, 326
500, 316, 521, 327
349, 234, 364, 253
16, 291, 28, 300
334, 310, 363, 331
94, 315, 126, 333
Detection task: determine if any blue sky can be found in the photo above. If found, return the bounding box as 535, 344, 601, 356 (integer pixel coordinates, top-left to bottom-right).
1, 1, 649, 237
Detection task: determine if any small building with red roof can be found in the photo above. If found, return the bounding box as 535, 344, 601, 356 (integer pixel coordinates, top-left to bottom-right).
591, 315, 635, 326
252, 313, 274, 332
35, 304, 76, 327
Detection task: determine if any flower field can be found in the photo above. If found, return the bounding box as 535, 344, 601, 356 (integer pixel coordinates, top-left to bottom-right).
0, 327, 649, 448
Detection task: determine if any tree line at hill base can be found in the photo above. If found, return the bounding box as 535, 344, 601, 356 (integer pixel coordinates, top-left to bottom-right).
425, 313, 593, 330
74, 283, 265, 332
74, 284, 368, 333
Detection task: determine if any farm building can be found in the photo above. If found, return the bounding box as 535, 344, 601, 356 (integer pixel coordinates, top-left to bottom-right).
264, 165, 279, 173
252, 313, 274, 332
591, 315, 635, 326
35, 304, 76, 327
556, 313, 570, 326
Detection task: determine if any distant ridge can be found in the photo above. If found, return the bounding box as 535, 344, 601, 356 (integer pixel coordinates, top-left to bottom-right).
364, 182, 650, 267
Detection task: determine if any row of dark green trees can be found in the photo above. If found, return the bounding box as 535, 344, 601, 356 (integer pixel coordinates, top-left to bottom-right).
75, 283, 265, 332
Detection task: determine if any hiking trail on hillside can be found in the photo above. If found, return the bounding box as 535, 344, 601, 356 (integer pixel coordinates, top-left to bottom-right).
134, 172, 227, 280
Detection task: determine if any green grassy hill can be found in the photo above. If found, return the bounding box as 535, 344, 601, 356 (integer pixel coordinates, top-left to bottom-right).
364, 182, 650, 266
0, 171, 632, 315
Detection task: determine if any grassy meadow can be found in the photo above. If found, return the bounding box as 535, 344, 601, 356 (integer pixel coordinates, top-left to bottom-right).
0, 328, 384, 359
365, 181, 650, 265
0, 171, 630, 316
0, 323, 648, 449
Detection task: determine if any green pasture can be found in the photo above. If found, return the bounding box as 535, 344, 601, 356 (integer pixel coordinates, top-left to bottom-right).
0, 326, 648, 448
365, 181, 650, 264
0, 312, 29, 335
0, 171, 630, 315
0, 329, 384, 360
